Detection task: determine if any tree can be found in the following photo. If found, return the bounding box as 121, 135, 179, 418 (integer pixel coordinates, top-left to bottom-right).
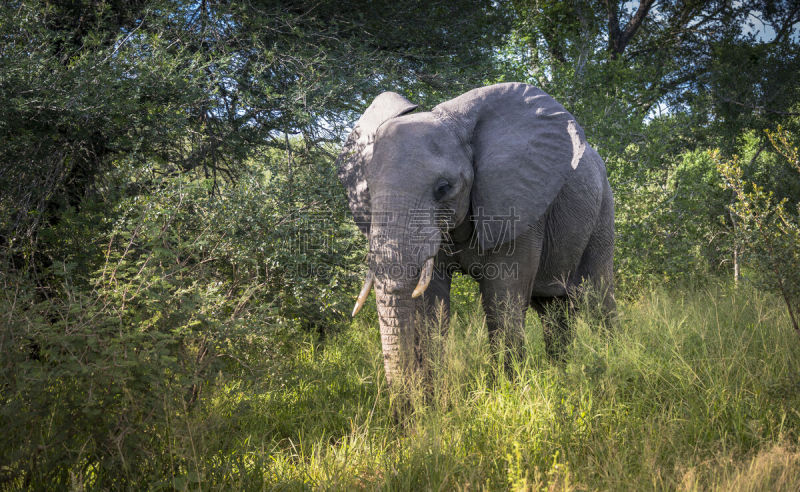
718, 127, 800, 333
505, 1, 800, 284
0, 0, 511, 265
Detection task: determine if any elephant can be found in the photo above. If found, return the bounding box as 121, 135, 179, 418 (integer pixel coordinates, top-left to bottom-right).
336, 82, 615, 386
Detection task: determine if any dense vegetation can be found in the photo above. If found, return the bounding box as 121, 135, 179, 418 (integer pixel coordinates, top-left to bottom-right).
1, 0, 799, 489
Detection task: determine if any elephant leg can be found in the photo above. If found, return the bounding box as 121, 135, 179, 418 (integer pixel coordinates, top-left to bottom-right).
535, 218, 613, 363
532, 295, 573, 362
420, 253, 453, 329
414, 257, 452, 383
481, 284, 529, 367
477, 226, 543, 371
572, 190, 616, 326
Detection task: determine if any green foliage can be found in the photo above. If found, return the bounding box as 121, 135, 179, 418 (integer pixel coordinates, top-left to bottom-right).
718, 127, 800, 333
612, 145, 733, 287
245, 146, 366, 329
504, 1, 800, 288
0, 0, 509, 257
0, 145, 364, 486
0, 0, 226, 250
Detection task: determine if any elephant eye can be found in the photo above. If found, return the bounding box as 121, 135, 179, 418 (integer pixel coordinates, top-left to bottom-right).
433, 178, 452, 201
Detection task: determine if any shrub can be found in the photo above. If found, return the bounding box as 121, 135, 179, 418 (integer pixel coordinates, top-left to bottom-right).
718, 126, 800, 334
0, 147, 362, 487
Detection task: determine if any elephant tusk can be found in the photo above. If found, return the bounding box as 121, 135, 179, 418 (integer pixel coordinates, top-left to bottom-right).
412, 258, 435, 299
351, 270, 375, 317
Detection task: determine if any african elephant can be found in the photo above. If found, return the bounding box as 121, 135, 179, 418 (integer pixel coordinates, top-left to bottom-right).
337, 83, 615, 386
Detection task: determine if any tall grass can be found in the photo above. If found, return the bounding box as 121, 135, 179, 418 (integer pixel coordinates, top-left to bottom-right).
151, 281, 800, 490
7, 281, 800, 489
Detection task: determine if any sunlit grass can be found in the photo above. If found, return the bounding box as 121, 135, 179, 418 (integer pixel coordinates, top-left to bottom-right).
163, 281, 800, 489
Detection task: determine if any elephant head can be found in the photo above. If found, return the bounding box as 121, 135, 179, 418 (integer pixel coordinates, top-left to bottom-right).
337, 83, 588, 385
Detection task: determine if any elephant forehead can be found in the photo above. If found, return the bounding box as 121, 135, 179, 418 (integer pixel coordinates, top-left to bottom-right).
379, 113, 455, 144
375, 114, 462, 163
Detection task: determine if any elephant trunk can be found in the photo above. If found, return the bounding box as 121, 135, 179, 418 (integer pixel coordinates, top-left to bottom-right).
368, 196, 441, 386
374, 279, 418, 386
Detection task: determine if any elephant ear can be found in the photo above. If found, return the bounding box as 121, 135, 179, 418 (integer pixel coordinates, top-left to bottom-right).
436, 83, 587, 250
336, 92, 418, 234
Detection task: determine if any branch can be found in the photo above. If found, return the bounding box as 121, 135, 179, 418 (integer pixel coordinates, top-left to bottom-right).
541, 28, 567, 64
718, 96, 800, 117
771, 3, 800, 45
604, 0, 656, 57
621, 0, 656, 45
603, 0, 622, 56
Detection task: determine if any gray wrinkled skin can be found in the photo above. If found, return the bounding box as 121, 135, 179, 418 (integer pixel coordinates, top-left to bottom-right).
336, 83, 615, 386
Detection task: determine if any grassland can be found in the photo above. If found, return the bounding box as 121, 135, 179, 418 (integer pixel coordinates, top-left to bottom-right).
140, 280, 800, 490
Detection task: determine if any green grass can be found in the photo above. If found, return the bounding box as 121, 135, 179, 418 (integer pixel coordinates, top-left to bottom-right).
7, 281, 800, 489
156, 280, 800, 490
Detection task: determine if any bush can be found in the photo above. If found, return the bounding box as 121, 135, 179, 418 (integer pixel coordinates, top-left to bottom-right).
0, 147, 363, 487
718, 127, 800, 334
